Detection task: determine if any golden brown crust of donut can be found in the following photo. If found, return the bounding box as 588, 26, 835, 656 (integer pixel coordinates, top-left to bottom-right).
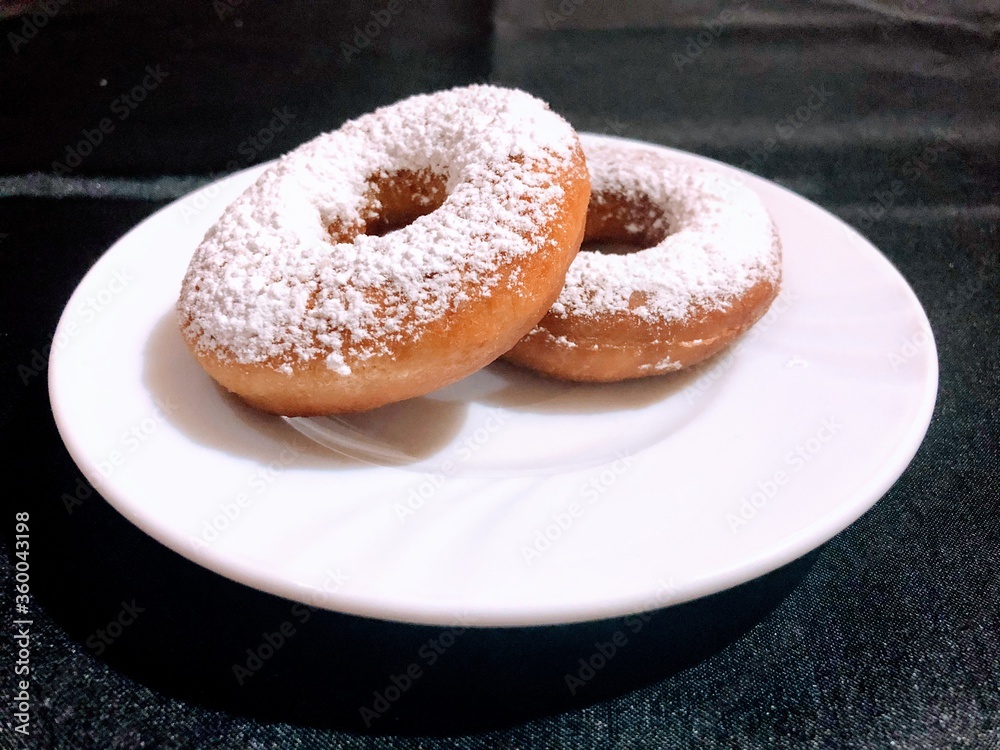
504, 275, 780, 383
187, 150, 590, 415
503, 184, 782, 382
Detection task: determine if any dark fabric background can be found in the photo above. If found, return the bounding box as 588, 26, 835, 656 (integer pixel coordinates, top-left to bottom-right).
1, 0, 998, 748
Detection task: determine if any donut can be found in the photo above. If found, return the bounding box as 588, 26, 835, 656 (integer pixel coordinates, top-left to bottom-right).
502, 135, 782, 381
178, 85, 590, 416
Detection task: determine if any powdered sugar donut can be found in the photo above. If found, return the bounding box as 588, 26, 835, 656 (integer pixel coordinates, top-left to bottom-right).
503, 135, 781, 381
178, 86, 590, 415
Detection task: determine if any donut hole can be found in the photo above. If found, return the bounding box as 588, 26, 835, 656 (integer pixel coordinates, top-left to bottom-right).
366, 209, 437, 238
582, 191, 670, 255
365, 168, 449, 238
325, 168, 449, 242
580, 239, 649, 256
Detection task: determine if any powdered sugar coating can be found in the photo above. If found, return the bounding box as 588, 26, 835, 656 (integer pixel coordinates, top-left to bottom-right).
547, 136, 780, 324
178, 85, 578, 374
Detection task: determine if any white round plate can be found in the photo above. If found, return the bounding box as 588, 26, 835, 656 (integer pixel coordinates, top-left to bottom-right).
48, 134, 937, 627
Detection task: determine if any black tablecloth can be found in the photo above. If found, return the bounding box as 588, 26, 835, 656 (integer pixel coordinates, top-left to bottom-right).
1, 2, 998, 747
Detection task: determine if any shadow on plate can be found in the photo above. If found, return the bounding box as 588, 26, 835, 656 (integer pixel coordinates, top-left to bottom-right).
441, 358, 703, 415
143, 312, 471, 467
16, 386, 818, 736
146, 311, 720, 469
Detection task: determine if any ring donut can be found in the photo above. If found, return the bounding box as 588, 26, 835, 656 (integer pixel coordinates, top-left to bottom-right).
178, 86, 590, 415
503, 135, 782, 381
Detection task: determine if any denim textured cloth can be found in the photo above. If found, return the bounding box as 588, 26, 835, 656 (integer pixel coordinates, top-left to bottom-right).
1, 1, 997, 747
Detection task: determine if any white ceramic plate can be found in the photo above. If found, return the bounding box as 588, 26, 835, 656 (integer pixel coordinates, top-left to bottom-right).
48, 135, 937, 627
